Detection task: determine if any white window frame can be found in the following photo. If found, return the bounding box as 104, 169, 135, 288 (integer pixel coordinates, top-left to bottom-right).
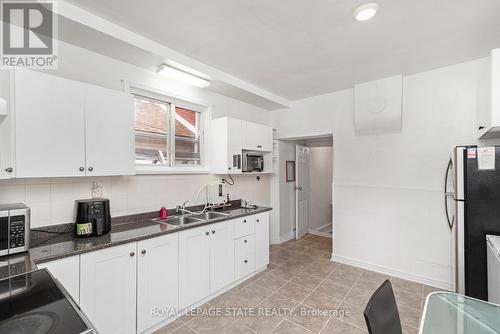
127, 83, 211, 175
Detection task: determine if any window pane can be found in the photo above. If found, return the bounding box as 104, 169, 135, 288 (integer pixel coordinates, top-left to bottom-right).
134, 97, 169, 164
174, 106, 201, 165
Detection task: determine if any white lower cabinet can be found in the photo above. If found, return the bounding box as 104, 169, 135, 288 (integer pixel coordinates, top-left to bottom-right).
179, 225, 211, 309
209, 221, 235, 294
254, 212, 270, 269
38, 255, 80, 304
80, 243, 137, 334
137, 234, 179, 333
235, 235, 256, 280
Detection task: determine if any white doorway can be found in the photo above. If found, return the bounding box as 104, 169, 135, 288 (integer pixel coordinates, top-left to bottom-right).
295, 145, 310, 239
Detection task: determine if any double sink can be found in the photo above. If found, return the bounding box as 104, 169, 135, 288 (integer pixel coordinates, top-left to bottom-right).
152, 211, 231, 227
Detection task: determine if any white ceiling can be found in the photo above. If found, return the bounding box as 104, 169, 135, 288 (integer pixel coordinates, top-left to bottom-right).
65, 0, 500, 101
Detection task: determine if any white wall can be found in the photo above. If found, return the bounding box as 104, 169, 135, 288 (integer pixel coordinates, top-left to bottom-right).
278, 140, 296, 242
0, 41, 271, 228
308, 147, 333, 231
272, 58, 498, 289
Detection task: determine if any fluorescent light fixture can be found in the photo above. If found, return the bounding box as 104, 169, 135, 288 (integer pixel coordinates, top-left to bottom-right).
157, 64, 210, 88
354, 3, 379, 21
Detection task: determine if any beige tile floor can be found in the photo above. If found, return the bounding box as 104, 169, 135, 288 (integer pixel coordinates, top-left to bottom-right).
155, 234, 441, 334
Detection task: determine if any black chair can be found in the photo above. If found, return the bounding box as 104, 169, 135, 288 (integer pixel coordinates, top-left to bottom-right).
363, 280, 403, 334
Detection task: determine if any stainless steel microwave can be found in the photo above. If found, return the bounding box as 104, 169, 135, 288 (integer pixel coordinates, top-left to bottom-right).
242, 152, 264, 172
0, 203, 30, 257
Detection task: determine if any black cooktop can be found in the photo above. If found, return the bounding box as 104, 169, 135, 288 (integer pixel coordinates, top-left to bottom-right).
0, 269, 91, 334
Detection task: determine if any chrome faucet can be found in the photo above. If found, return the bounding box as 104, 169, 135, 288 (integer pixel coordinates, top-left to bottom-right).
176, 201, 189, 213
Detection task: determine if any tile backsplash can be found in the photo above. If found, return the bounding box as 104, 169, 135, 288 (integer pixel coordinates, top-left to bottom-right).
0, 174, 270, 228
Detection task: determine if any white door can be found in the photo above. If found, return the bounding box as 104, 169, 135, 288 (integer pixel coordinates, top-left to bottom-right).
179, 226, 211, 309
137, 233, 179, 333
14, 69, 86, 178
80, 243, 137, 334
242, 121, 273, 152
255, 212, 270, 269
85, 84, 135, 176
295, 145, 310, 239
209, 221, 234, 294
38, 256, 80, 305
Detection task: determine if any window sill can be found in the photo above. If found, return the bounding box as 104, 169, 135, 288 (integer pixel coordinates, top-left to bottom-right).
136, 165, 211, 175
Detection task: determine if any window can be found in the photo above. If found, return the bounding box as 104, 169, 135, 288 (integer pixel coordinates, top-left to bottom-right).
133, 93, 205, 169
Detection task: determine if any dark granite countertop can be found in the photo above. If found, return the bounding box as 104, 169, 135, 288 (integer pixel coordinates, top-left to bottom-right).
27, 205, 271, 266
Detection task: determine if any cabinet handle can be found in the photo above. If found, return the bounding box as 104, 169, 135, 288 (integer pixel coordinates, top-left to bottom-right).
479, 126, 485, 130
243, 220, 247, 223
212, 230, 215, 234
141, 249, 146, 255
5, 167, 13, 173
244, 239, 247, 243
130, 252, 135, 257
205, 231, 210, 236
244, 260, 248, 263
88, 167, 94, 172
256, 219, 260, 222
79, 167, 84, 172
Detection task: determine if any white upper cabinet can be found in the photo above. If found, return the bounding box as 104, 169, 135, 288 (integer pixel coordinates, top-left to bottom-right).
13, 69, 135, 178
0, 71, 14, 179
242, 120, 273, 152
478, 48, 500, 139
210, 117, 273, 174
85, 84, 135, 176
14, 69, 86, 178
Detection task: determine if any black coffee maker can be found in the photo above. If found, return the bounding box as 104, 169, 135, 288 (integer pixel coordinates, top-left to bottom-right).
74, 199, 111, 237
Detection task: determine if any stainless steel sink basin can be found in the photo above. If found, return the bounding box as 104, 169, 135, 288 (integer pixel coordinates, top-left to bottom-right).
191, 211, 230, 220
152, 215, 204, 226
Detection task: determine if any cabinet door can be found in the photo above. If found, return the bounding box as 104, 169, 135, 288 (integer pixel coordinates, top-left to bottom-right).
80, 243, 137, 334
137, 233, 179, 333
254, 213, 270, 270
242, 121, 273, 152
235, 235, 256, 280
179, 226, 211, 309
209, 221, 234, 294
38, 256, 80, 305
85, 85, 135, 176
14, 69, 86, 178
0, 70, 13, 179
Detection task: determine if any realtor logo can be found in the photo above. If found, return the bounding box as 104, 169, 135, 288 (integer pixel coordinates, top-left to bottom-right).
1, 1, 58, 68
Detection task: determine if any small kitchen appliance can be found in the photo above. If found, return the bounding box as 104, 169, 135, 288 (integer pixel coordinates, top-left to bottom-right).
242, 151, 264, 173
74, 199, 111, 237
0, 203, 30, 257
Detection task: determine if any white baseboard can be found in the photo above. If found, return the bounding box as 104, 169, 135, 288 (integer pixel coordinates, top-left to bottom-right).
331, 254, 454, 291
308, 229, 332, 238
280, 231, 295, 243
270, 238, 281, 245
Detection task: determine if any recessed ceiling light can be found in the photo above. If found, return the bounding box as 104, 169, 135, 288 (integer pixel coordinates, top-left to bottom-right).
157, 64, 210, 88
353, 3, 379, 22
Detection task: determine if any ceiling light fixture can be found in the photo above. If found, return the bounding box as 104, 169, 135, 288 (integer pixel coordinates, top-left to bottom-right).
353, 3, 379, 21
157, 64, 210, 88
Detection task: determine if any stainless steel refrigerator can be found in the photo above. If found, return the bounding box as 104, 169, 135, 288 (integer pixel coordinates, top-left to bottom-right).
445, 146, 500, 300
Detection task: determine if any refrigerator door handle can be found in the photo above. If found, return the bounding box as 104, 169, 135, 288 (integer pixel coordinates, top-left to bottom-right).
444, 159, 455, 229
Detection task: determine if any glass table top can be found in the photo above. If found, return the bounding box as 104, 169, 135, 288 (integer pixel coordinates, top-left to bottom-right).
420, 292, 500, 334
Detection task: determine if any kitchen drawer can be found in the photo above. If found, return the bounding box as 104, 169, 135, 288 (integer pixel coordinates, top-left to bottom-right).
234, 216, 255, 239
235, 235, 255, 280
